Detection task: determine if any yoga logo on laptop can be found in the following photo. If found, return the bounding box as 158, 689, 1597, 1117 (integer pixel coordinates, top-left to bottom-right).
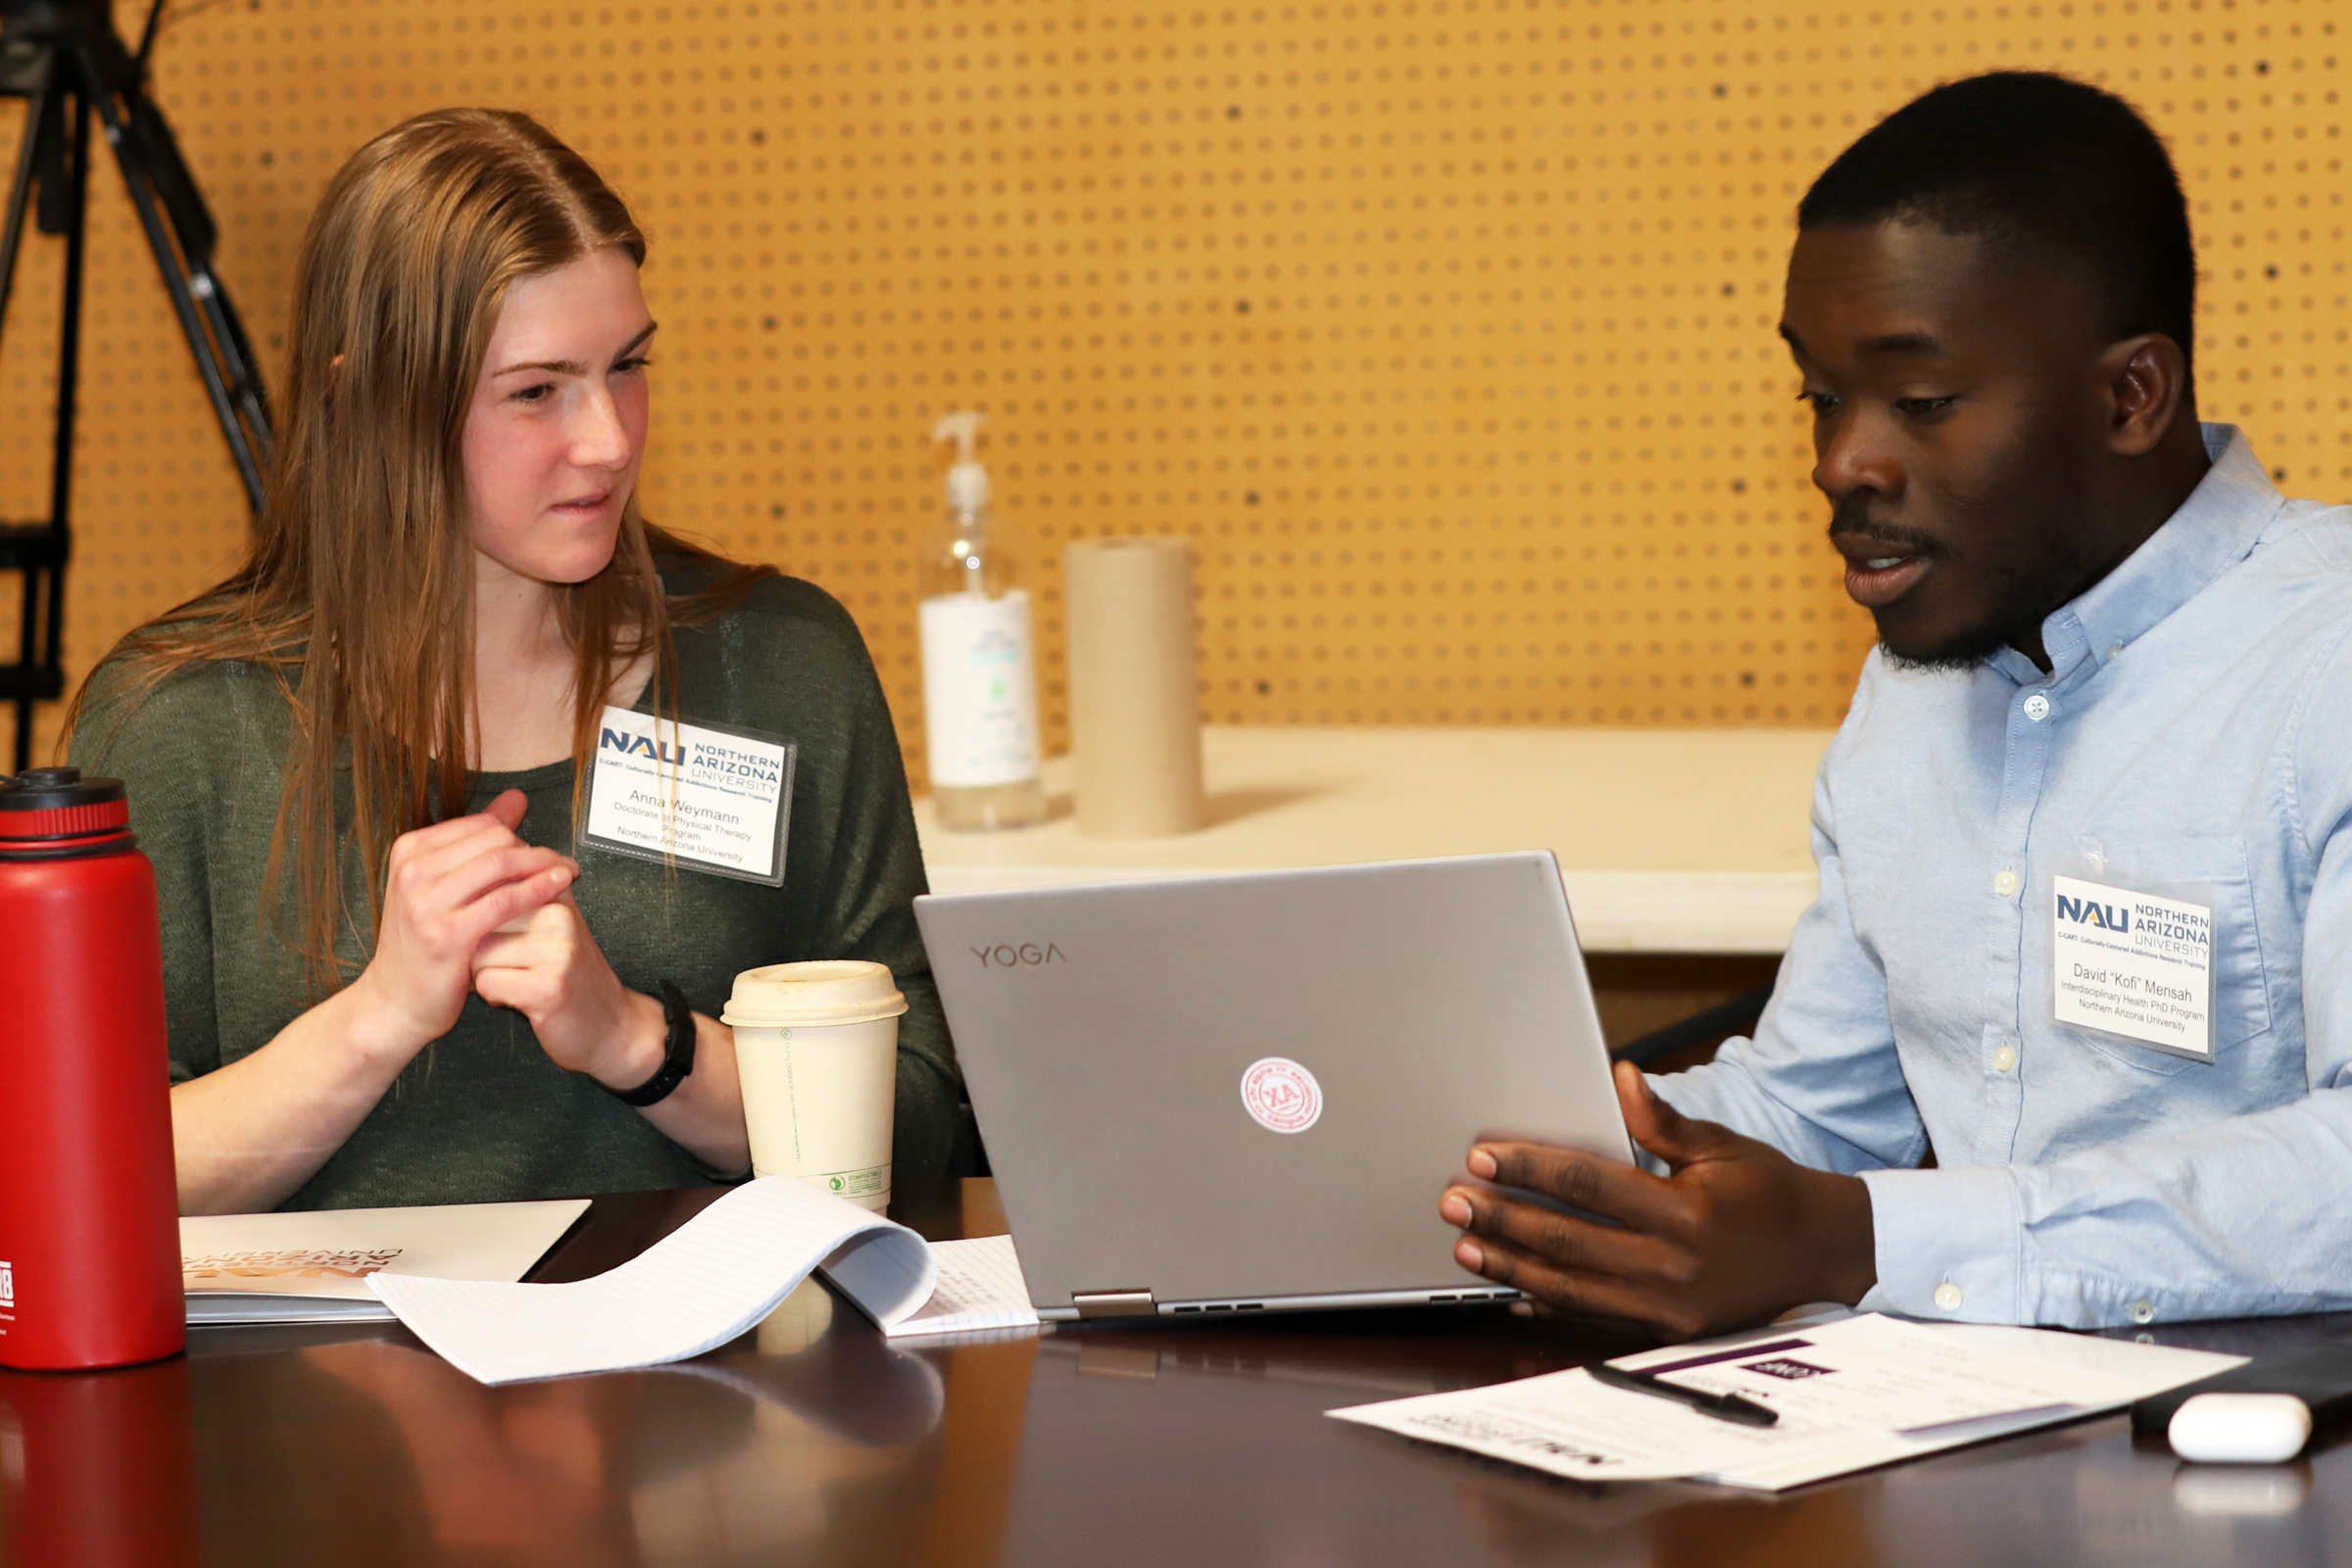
1241, 1056, 1323, 1134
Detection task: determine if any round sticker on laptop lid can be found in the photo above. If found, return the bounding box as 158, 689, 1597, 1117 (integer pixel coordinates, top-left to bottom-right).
1241, 1057, 1323, 1134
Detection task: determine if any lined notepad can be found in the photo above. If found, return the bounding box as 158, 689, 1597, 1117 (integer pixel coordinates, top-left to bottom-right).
368, 1178, 1039, 1384
885, 1236, 1041, 1339
370, 1178, 941, 1384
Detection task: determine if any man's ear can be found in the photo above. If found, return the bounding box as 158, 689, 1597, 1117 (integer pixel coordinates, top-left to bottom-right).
2102, 333, 2190, 460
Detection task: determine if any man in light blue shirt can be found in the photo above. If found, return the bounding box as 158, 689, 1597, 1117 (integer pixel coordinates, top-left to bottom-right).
1439, 72, 2352, 1332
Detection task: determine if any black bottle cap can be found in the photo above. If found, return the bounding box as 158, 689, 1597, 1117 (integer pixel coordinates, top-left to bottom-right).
0, 767, 127, 811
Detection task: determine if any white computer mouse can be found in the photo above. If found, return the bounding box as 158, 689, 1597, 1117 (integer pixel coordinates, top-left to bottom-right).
2167, 1393, 2314, 1463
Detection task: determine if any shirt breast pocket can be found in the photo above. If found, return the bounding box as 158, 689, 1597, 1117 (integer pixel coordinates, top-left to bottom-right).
2067, 836, 2274, 1076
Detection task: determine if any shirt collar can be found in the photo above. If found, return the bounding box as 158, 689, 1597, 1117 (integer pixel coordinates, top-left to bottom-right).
1989, 423, 2282, 690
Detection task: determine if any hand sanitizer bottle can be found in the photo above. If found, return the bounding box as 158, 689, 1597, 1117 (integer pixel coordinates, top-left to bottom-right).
917, 412, 1047, 830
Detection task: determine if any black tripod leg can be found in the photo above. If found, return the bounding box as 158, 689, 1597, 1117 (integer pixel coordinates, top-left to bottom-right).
74, 53, 267, 514
11, 566, 32, 771
199, 257, 273, 446
0, 80, 51, 351
2, 91, 43, 770
50, 83, 88, 575
24, 90, 89, 773
118, 84, 273, 454
4, 84, 84, 774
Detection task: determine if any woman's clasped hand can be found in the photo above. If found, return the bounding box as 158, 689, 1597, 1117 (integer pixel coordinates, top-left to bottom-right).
345, 789, 665, 1094
346, 790, 576, 1052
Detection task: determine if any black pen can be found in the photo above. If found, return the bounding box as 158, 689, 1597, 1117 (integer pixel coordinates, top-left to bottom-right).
1588, 1361, 1780, 1428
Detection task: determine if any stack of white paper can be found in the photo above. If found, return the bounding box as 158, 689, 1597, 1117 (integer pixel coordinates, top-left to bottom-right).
886, 1236, 1041, 1339
368, 1177, 1039, 1384
1329, 1311, 2245, 1492
182, 1199, 592, 1326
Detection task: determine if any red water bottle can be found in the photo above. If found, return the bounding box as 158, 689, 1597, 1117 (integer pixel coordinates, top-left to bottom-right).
0, 767, 183, 1370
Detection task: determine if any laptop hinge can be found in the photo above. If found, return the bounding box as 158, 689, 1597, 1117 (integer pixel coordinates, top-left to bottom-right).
1071, 1288, 1157, 1319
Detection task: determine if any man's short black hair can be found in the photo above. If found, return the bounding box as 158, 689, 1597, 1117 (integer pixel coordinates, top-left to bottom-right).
1798, 72, 2197, 378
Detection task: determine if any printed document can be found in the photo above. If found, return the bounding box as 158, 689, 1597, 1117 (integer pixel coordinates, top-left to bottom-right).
182, 1200, 591, 1326
1329, 1312, 2242, 1492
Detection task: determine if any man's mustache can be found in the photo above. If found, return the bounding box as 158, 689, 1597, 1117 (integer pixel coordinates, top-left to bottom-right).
1828, 498, 1951, 560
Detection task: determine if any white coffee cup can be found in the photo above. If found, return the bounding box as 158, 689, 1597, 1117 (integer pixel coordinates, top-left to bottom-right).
722, 960, 908, 1210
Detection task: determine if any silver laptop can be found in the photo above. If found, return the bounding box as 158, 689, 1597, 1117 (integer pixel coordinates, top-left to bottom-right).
914, 852, 1633, 1321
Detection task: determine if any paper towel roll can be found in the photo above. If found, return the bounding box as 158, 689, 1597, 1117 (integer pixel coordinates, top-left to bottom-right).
1063, 537, 1205, 837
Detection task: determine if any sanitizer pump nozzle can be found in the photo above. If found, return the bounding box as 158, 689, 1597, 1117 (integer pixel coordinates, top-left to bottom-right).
933, 411, 991, 519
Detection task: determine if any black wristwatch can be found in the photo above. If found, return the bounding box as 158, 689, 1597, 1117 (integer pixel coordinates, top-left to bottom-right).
604, 980, 697, 1106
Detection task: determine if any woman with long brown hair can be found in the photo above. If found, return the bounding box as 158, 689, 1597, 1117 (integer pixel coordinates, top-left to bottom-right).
68, 109, 958, 1212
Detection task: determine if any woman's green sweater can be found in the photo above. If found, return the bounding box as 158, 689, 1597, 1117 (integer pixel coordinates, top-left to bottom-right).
71, 574, 958, 1209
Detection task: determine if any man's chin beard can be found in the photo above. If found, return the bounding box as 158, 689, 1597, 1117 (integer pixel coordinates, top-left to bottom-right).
1873, 610, 2044, 673
1879, 642, 2000, 673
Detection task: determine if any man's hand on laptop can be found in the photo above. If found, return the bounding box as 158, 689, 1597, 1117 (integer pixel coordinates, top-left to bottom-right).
1437, 1062, 1878, 1340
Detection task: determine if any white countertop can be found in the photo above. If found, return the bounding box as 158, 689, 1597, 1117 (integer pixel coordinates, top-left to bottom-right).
914, 726, 1833, 954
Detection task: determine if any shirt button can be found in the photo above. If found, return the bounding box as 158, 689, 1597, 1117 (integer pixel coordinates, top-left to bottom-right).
1992, 1045, 2018, 1072
2132, 1300, 2156, 1325
1934, 1283, 1965, 1312
2023, 694, 2051, 721
1993, 869, 2022, 898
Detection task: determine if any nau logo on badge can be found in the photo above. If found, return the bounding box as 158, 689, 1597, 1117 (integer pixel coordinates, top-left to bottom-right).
2056, 893, 2132, 932
599, 727, 693, 766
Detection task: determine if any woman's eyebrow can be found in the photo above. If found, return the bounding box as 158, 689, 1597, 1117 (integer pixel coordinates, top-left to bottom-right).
492, 321, 659, 377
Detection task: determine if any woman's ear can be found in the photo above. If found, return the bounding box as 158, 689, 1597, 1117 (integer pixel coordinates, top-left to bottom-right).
329, 354, 345, 369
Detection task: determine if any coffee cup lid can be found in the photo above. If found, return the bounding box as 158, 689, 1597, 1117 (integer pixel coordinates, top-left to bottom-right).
722, 959, 909, 1028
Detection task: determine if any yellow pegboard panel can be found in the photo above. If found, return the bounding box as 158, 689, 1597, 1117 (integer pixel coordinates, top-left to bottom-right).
0, 0, 2342, 784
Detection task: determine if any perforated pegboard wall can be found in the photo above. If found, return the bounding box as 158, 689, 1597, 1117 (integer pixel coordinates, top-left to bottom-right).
2, 0, 2341, 780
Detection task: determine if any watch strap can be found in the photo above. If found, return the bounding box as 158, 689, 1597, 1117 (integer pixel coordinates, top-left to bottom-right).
604, 979, 697, 1107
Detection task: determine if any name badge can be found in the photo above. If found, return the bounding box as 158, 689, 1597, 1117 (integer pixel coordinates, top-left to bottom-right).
581, 706, 796, 886
2051, 873, 2215, 1062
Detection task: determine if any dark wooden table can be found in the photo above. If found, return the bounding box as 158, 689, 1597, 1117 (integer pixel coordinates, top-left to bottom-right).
4, 1179, 2347, 1567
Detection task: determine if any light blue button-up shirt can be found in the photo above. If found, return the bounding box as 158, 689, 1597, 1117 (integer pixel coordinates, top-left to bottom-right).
1653, 426, 2352, 1328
